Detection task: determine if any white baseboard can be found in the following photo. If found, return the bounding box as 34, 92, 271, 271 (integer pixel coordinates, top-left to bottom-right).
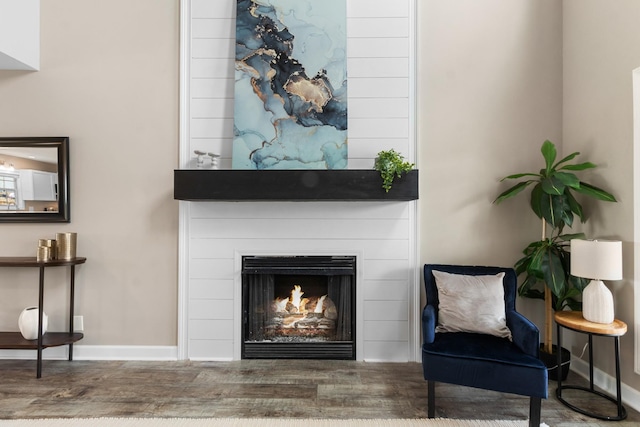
570, 356, 640, 414
0, 345, 178, 361
188, 357, 234, 362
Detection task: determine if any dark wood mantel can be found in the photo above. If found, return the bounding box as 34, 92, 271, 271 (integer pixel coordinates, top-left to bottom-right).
174, 169, 418, 202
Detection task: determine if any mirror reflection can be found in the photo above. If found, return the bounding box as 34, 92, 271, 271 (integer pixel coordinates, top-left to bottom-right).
0, 137, 70, 223
0, 147, 58, 212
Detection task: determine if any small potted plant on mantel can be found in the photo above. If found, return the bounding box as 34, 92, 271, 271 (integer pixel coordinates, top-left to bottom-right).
493, 140, 616, 379
374, 149, 414, 192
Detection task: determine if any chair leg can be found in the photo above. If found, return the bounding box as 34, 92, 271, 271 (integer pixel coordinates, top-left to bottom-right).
428, 380, 435, 418
529, 396, 541, 427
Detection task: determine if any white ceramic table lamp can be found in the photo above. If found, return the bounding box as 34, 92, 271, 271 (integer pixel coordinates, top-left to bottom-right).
570, 239, 622, 324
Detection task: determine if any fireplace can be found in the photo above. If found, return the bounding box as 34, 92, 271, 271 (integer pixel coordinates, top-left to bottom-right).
241, 255, 356, 359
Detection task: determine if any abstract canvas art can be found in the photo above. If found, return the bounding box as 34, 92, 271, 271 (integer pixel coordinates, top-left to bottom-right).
233, 0, 348, 170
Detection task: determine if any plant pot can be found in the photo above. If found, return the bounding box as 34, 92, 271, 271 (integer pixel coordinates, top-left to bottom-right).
539, 344, 570, 381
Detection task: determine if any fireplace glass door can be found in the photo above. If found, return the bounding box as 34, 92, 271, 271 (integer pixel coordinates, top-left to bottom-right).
242, 256, 355, 359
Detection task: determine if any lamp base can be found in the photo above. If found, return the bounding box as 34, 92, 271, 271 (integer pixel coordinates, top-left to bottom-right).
582, 280, 614, 324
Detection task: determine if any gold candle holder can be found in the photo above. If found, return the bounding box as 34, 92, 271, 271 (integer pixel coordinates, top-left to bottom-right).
37, 246, 51, 262
55, 232, 77, 260
38, 239, 57, 260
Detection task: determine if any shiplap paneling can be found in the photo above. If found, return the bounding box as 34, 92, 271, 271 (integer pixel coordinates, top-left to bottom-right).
348, 58, 410, 78
347, 0, 409, 18
191, 239, 409, 260
363, 280, 410, 301
191, 99, 233, 118
190, 319, 234, 340
189, 339, 234, 361
348, 18, 409, 38
191, 0, 236, 18
363, 341, 409, 362
183, 0, 416, 362
190, 118, 233, 138
189, 201, 410, 219
190, 219, 409, 240
189, 299, 234, 320
364, 321, 409, 341
348, 99, 409, 118
348, 139, 410, 159
190, 279, 234, 300
191, 78, 234, 99
347, 39, 409, 58
349, 78, 409, 99
192, 18, 234, 39
192, 39, 235, 59
191, 59, 234, 78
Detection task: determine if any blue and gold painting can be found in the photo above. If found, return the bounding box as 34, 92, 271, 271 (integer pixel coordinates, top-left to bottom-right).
233, 0, 348, 170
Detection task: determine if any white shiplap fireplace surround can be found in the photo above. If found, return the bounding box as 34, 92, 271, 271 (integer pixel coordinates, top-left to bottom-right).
178, 0, 419, 362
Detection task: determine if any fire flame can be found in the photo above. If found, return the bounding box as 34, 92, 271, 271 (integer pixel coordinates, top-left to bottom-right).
315, 295, 326, 314
290, 285, 304, 311
273, 285, 328, 316
274, 298, 288, 312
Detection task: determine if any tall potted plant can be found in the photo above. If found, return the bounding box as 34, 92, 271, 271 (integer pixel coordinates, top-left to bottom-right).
493, 140, 616, 362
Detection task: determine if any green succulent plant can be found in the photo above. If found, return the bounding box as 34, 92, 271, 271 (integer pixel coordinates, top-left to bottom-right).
374, 149, 414, 192
494, 140, 616, 353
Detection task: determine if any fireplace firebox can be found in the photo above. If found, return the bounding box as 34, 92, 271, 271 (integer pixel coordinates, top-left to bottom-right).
241, 255, 356, 359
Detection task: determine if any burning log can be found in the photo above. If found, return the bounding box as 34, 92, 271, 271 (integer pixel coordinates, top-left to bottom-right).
266, 284, 338, 338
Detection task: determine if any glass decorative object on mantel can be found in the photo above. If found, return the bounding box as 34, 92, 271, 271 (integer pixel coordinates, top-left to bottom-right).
193, 150, 220, 169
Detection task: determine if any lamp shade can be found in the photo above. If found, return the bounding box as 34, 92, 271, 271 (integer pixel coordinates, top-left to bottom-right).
571, 239, 622, 281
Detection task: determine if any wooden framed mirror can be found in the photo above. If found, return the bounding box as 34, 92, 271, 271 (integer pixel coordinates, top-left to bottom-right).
0, 137, 70, 223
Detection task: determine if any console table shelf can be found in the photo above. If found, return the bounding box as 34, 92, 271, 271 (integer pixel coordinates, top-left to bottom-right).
0, 331, 84, 349
0, 257, 86, 267
0, 256, 86, 378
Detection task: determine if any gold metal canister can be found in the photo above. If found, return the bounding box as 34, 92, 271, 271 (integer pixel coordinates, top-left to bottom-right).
37, 246, 51, 262
38, 239, 57, 259
55, 232, 77, 260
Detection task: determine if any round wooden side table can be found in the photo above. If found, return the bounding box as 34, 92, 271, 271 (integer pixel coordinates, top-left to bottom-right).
554, 310, 627, 421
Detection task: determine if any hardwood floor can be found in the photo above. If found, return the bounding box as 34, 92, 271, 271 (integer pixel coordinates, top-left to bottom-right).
1, 359, 638, 426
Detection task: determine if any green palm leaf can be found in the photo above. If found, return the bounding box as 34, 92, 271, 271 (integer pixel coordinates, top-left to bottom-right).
493, 181, 534, 204
565, 190, 585, 222
541, 140, 557, 174
554, 172, 580, 189
541, 248, 565, 297
530, 183, 544, 219
553, 151, 580, 169
560, 162, 597, 171
541, 176, 565, 195
500, 173, 541, 181
574, 182, 617, 202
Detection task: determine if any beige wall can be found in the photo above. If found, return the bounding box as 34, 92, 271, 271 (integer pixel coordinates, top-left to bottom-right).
563, 0, 640, 392
418, 0, 563, 327
0, 0, 179, 345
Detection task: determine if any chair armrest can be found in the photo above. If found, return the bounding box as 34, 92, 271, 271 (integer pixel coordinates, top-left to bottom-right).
507, 311, 540, 357
422, 305, 436, 344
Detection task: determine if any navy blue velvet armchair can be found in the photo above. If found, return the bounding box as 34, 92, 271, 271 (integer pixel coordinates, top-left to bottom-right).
422, 265, 548, 427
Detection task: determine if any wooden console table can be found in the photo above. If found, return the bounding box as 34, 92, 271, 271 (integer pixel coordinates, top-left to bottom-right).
0, 256, 86, 378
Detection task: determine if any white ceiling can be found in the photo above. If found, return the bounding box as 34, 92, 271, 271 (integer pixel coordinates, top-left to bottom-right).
0, 147, 57, 164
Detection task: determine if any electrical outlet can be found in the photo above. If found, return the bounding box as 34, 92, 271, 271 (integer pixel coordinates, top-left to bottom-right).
74, 315, 84, 332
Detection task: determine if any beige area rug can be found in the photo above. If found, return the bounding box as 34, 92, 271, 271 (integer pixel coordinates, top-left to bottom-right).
0, 419, 549, 427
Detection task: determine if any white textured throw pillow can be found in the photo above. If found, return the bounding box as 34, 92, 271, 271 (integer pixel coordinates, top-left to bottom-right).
432, 270, 512, 340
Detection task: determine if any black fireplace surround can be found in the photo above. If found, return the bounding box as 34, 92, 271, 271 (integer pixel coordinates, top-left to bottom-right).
242, 255, 356, 359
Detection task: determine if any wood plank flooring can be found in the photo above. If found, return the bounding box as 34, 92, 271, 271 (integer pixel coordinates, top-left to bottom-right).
0, 359, 638, 426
